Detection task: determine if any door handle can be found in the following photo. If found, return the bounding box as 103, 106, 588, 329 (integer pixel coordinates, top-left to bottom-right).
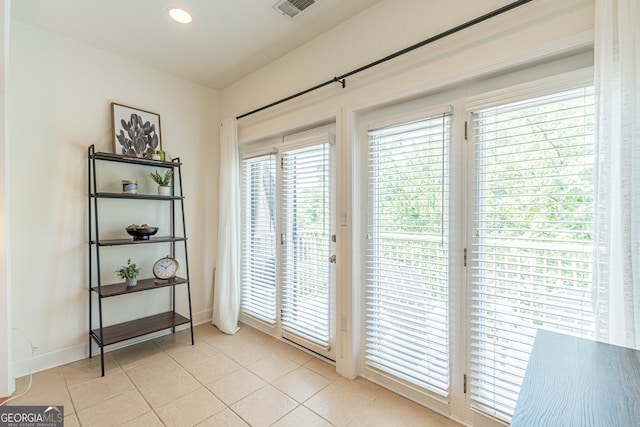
328, 254, 336, 264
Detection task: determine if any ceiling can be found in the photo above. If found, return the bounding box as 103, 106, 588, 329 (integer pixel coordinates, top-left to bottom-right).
11, 0, 383, 90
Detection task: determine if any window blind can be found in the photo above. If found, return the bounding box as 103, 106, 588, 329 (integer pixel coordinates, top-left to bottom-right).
240, 154, 277, 324
366, 113, 451, 398
470, 86, 595, 422
281, 143, 332, 347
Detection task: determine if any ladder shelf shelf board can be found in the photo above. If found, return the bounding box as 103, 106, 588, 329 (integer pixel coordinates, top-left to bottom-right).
90, 192, 185, 201
90, 311, 191, 347
91, 236, 187, 247
92, 151, 182, 167
92, 277, 189, 298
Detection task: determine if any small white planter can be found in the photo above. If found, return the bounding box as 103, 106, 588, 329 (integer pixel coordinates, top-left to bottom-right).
158, 186, 171, 196
126, 277, 138, 287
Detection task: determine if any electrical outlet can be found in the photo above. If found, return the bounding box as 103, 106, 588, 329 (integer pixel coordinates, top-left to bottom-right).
31, 346, 39, 353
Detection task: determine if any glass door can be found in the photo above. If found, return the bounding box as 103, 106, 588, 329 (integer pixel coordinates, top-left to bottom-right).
240, 132, 336, 361
280, 142, 335, 360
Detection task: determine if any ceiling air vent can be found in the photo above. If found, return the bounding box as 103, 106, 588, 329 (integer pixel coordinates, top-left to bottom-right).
273, 0, 318, 19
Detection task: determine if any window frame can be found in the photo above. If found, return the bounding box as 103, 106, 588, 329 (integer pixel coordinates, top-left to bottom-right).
357, 103, 463, 415
464, 68, 595, 426
365, 108, 453, 397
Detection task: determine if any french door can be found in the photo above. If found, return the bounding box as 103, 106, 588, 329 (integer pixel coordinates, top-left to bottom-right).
359, 73, 596, 426
240, 131, 335, 360
466, 83, 595, 425
364, 109, 452, 404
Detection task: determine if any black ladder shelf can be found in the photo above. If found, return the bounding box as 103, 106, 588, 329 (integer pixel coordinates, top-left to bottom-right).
87, 145, 194, 376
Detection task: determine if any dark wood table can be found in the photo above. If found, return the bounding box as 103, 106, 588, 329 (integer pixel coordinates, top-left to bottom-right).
511, 329, 640, 426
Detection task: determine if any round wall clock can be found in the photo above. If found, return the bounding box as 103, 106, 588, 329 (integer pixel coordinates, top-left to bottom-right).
153, 256, 179, 280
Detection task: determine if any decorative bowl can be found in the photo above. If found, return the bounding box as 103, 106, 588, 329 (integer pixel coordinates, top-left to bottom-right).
126, 224, 158, 241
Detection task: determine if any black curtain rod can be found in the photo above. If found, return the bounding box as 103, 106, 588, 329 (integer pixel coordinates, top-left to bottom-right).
236, 0, 533, 120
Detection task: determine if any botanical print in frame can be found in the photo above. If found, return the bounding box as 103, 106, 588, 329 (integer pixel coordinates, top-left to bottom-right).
111, 103, 162, 159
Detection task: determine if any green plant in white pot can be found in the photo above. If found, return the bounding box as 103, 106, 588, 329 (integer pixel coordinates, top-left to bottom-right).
116, 258, 140, 287
149, 169, 173, 196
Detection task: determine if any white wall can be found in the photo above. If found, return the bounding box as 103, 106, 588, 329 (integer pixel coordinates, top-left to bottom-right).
0, 0, 10, 399
8, 21, 220, 375
222, 0, 594, 127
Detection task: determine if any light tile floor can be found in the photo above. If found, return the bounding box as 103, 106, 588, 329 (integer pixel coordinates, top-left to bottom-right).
6, 324, 462, 427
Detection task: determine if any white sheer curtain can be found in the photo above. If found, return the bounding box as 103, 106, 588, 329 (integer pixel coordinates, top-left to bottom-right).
593, 0, 640, 348
212, 118, 241, 334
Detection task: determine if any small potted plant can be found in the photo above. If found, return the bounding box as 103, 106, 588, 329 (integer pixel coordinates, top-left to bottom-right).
149, 169, 173, 196
116, 258, 140, 287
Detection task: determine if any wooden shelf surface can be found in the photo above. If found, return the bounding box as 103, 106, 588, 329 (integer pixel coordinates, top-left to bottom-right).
91, 192, 183, 201
90, 311, 190, 347
91, 236, 187, 246
92, 151, 181, 167
92, 277, 188, 298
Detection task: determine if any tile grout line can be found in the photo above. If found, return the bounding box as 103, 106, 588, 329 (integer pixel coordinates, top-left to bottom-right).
176, 338, 251, 425
113, 340, 173, 426
148, 337, 216, 426
154, 332, 263, 426
195, 328, 336, 426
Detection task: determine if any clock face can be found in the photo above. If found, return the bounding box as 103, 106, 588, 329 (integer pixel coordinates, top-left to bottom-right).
153, 257, 179, 280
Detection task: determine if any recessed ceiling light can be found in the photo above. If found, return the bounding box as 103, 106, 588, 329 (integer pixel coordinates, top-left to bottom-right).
167, 8, 193, 24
